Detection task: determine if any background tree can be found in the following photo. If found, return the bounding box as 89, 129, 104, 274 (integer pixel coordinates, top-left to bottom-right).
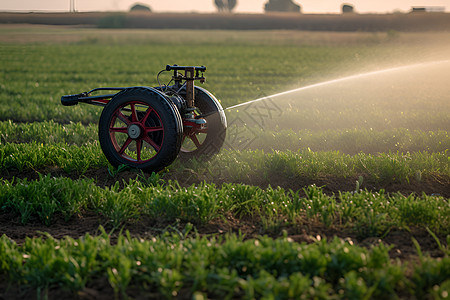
214, 0, 237, 12
227, 0, 237, 12
342, 4, 354, 13
214, 0, 225, 12
264, 0, 301, 13
130, 3, 152, 12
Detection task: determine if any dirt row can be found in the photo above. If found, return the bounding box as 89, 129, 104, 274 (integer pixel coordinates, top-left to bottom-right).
0, 209, 446, 262
3, 166, 450, 198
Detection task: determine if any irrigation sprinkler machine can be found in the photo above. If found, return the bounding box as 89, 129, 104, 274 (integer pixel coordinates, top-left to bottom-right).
61, 65, 227, 172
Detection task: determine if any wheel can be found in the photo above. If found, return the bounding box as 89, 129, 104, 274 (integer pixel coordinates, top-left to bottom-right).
98, 87, 183, 173
179, 87, 227, 158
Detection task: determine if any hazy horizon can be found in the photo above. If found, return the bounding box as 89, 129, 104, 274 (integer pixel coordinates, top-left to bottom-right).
1, 0, 448, 14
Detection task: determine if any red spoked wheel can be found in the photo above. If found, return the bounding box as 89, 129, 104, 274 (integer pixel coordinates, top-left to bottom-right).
99, 88, 182, 172
181, 109, 208, 152
108, 101, 163, 163
179, 87, 227, 158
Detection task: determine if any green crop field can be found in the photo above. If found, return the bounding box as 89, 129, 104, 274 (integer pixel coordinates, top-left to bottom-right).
0, 25, 449, 299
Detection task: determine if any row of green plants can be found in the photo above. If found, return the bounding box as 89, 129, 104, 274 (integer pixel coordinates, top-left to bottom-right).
1, 175, 448, 235
179, 148, 449, 184
226, 125, 450, 153
1, 142, 448, 183
1, 230, 449, 299
0, 142, 107, 173
1, 120, 449, 154
0, 120, 97, 146
226, 108, 450, 132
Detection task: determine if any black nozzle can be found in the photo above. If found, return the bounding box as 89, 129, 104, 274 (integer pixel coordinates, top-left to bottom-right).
61, 94, 81, 106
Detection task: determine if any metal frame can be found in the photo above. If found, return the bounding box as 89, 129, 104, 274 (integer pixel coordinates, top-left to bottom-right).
61, 64, 208, 131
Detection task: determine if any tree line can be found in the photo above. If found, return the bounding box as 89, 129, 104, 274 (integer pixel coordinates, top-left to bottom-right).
213, 0, 356, 13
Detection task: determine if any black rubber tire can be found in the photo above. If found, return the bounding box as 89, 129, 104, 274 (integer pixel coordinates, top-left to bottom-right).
99, 87, 183, 173
178, 86, 227, 159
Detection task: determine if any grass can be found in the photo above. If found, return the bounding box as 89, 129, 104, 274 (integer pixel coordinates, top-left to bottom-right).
0, 120, 98, 146
1, 230, 449, 299
0, 142, 107, 173
1, 175, 448, 235
1, 141, 448, 184
182, 148, 450, 185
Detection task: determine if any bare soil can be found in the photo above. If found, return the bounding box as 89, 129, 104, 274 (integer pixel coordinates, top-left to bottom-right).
3, 166, 449, 197
0, 204, 447, 262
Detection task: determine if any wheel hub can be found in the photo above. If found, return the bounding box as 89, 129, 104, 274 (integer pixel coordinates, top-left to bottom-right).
127, 124, 142, 139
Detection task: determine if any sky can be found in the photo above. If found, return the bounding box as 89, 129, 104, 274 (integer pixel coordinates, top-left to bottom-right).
1, 0, 448, 14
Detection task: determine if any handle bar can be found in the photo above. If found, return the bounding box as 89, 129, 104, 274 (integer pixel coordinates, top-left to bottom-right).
166, 64, 206, 72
